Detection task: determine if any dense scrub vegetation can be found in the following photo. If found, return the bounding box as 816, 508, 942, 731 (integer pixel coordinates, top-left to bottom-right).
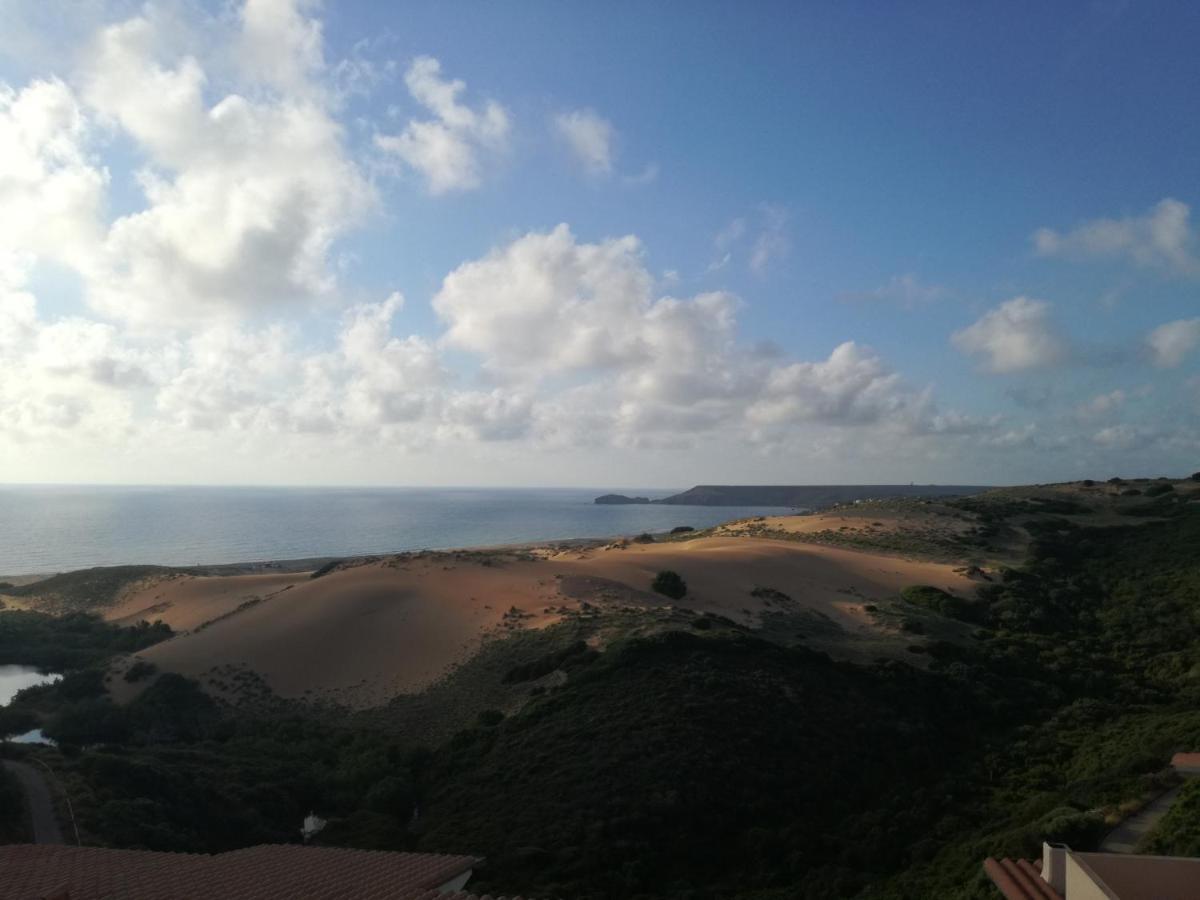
6, 566, 180, 613
0, 611, 170, 671
0, 764, 27, 842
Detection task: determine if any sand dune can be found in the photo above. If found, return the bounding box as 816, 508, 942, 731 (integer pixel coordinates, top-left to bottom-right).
107, 536, 974, 709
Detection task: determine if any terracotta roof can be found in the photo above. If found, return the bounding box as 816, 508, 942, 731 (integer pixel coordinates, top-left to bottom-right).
982, 857, 1062, 900
0, 844, 527, 900
1170, 751, 1200, 771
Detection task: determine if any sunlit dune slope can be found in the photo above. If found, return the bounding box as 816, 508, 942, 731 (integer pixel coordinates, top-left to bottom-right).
105, 535, 973, 708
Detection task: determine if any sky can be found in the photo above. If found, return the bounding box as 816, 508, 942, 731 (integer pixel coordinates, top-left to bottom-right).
1, 0, 1199, 488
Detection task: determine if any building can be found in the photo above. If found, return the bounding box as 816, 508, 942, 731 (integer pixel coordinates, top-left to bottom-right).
985, 841, 1200, 900
0, 844, 533, 900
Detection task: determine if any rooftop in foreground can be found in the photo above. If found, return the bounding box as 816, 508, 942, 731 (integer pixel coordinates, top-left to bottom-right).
0, 844, 533, 900
985, 842, 1200, 900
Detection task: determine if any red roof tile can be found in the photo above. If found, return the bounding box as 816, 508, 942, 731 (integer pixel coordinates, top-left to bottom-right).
983, 857, 1062, 900
0, 844, 504, 900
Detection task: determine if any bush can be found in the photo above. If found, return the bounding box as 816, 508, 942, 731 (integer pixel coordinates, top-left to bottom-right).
1192, 472, 1200, 482
310, 560, 341, 579
651, 570, 687, 600
670, 526, 694, 534
124, 660, 158, 683
364, 775, 416, 821
901, 585, 982, 623
1145, 483, 1176, 497
633, 533, 655, 544
477, 709, 505, 727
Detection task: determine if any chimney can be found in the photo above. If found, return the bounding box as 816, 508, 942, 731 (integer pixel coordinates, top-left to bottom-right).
1042, 842, 1067, 893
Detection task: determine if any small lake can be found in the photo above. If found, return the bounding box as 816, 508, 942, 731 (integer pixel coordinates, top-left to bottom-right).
0, 665, 61, 706
1, 665, 60, 744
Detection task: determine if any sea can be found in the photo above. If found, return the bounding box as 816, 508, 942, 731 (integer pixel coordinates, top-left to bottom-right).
0, 485, 790, 575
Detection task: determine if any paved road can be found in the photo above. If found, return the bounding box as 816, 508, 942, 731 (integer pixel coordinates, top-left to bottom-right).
3, 759, 64, 844
1099, 784, 1183, 853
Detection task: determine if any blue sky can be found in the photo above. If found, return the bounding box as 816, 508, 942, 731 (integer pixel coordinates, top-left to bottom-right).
0, 0, 1198, 486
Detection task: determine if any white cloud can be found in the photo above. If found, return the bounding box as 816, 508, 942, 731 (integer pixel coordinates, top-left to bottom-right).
375, 56, 510, 194
1146, 318, 1200, 368
433, 224, 659, 376
78, 10, 374, 325
238, 0, 324, 94
1033, 198, 1200, 276
554, 108, 614, 177
0, 78, 107, 265
951, 297, 1067, 373
747, 342, 928, 427
1075, 389, 1126, 419
432, 225, 954, 449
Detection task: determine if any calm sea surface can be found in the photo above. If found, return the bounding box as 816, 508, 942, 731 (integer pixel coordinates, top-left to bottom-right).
0, 485, 789, 574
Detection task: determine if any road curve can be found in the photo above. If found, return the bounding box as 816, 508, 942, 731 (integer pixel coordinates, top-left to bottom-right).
3, 759, 64, 844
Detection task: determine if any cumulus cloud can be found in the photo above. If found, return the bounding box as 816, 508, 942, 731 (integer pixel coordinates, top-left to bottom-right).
237, 0, 324, 94
554, 109, 614, 177
0, 78, 107, 264
747, 342, 925, 427
375, 56, 510, 194
951, 297, 1067, 373
431, 225, 961, 449
78, 8, 374, 324
1146, 318, 1200, 368
1033, 198, 1200, 276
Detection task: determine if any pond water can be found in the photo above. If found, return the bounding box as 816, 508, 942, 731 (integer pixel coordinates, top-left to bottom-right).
0, 665, 61, 707
0, 665, 61, 743
8, 729, 52, 744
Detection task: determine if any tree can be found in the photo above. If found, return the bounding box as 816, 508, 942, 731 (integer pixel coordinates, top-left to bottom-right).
651, 570, 687, 600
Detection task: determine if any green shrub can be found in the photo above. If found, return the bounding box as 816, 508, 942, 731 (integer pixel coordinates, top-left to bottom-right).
901, 585, 982, 623
476, 709, 504, 727
124, 660, 158, 683
1145, 483, 1176, 497
651, 570, 687, 599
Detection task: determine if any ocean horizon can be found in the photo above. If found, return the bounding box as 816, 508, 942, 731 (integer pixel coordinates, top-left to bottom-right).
0, 484, 790, 575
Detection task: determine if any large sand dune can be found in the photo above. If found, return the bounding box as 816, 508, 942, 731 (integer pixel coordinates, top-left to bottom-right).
107, 536, 974, 709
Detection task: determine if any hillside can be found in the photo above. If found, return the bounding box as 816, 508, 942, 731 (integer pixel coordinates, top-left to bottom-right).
95, 536, 971, 708
6, 477, 1200, 899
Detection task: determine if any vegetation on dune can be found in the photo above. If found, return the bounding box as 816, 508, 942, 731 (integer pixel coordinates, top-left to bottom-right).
651, 569, 687, 599
6, 566, 184, 613
0, 611, 170, 672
